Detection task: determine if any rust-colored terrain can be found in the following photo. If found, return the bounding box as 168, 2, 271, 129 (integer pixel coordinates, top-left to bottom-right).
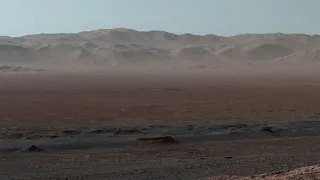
2, 71, 320, 180
2, 72, 320, 128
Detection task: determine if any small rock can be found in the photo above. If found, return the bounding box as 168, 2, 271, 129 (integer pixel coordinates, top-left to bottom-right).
5, 132, 24, 139
114, 129, 143, 135
25, 145, 44, 152
62, 130, 81, 135
187, 125, 194, 131
136, 136, 179, 144
260, 126, 275, 133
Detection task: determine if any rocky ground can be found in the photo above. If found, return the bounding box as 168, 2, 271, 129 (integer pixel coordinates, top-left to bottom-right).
1, 136, 320, 180
204, 165, 320, 180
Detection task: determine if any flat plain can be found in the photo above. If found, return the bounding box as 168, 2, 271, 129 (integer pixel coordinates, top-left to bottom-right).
1, 70, 320, 179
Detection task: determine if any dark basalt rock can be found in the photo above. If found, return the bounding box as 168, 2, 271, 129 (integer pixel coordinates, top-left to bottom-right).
28, 145, 44, 152
136, 136, 179, 144
260, 126, 276, 133
62, 130, 82, 135
259, 126, 283, 137
20, 145, 44, 152
114, 129, 143, 135
3, 132, 24, 139
187, 125, 194, 131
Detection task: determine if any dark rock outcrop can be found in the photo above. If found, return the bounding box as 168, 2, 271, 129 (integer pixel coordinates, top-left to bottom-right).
136, 136, 179, 144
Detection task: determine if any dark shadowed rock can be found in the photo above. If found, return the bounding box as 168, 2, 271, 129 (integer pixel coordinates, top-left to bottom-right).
136, 136, 179, 145
62, 130, 82, 135
260, 126, 275, 133
259, 126, 283, 137
88, 128, 116, 134
260, 126, 276, 133
114, 129, 143, 135
20, 145, 44, 152
28, 145, 44, 152
89, 129, 108, 134
3, 132, 24, 139
25, 134, 59, 140
187, 125, 194, 131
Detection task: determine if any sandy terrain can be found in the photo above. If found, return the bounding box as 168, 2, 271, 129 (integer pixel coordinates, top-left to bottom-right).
0, 71, 320, 179
2, 71, 320, 128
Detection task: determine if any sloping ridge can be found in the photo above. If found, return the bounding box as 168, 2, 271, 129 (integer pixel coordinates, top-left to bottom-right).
0, 44, 33, 62
94, 45, 169, 65
215, 45, 243, 61
175, 46, 213, 61
277, 48, 320, 62
243, 43, 294, 61
35, 44, 91, 63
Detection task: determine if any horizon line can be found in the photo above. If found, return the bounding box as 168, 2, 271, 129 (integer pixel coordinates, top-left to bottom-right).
1, 27, 320, 38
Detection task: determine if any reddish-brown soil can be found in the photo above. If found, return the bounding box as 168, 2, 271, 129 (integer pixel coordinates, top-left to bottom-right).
2, 71, 320, 180
1, 72, 320, 128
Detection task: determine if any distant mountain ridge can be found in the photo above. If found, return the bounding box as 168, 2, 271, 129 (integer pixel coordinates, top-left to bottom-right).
1, 28, 320, 66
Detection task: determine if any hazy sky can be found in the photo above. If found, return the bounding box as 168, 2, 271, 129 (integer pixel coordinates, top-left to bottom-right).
1, 0, 319, 37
